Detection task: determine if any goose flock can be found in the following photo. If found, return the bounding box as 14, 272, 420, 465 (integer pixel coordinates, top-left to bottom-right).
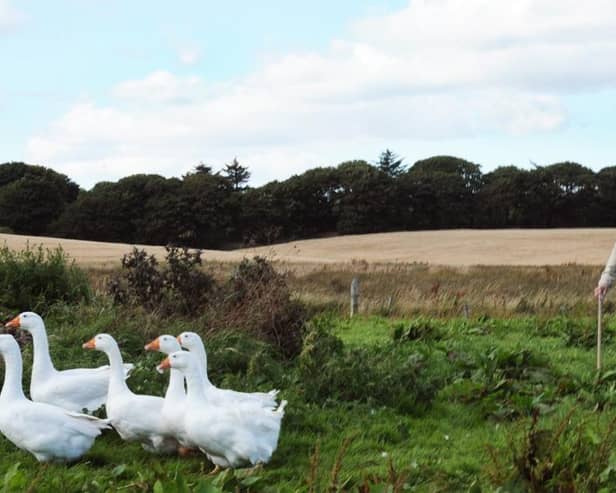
0, 311, 286, 469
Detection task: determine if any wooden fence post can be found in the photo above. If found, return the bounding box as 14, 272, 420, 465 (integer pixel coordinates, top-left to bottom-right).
350, 277, 360, 317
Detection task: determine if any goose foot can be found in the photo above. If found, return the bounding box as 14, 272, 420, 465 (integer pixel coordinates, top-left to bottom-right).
207, 465, 222, 476
178, 447, 197, 457
246, 462, 263, 475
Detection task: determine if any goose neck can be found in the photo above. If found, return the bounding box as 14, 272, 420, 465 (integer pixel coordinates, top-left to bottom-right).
104, 344, 130, 395
29, 325, 56, 378
0, 347, 26, 401
165, 368, 185, 401
184, 366, 207, 403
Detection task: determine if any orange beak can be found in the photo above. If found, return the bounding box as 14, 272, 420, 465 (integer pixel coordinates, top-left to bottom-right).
144, 338, 160, 352
158, 356, 171, 371
5, 316, 20, 329
82, 338, 96, 350
176, 335, 182, 345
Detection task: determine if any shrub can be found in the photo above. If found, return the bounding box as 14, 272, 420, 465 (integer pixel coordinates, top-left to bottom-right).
487, 408, 616, 492
213, 256, 308, 358
107, 246, 214, 316
0, 244, 90, 313
109, 251, 308, 357
298, 317, 442, 413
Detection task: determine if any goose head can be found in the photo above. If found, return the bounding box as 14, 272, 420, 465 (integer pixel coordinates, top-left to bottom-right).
4, 312, 44, 333
157, 350, 197, 373
145, 335, 181, 355
82, 333, 117, 353
176, 331, 203, 351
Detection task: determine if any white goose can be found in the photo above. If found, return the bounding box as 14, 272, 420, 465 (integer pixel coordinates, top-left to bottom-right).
0, 334, 109, 462
177, 331, 279, 409
144, 335, 193, 452
159, 350, 286, 469
6, 312, 133, 413
83, 333, 178, 453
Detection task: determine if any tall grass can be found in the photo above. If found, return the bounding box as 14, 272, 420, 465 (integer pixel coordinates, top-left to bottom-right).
288, 262, 603, 318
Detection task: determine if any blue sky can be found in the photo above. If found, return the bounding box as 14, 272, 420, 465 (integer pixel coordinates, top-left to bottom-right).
1, 0, 615, 188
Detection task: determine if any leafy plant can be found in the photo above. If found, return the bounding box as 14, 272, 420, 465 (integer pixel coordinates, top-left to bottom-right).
487, 408, 616, 492
0, 244, 90, 313
445, 346, 559, 419
299, 318, 442, 412
391, 317, 445, 342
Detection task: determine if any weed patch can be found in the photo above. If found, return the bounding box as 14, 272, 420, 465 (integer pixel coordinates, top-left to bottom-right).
0, 244, 90, 313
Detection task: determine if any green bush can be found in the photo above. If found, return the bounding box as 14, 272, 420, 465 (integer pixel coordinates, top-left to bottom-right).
445, 346, 560, 420
298, 317, 442, 413
0, 244, 90, 313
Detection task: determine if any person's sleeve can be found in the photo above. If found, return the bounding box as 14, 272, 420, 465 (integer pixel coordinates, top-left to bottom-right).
599, 242, 616, 288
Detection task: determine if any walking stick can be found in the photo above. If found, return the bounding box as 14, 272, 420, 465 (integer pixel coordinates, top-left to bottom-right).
597, 295, 603, 371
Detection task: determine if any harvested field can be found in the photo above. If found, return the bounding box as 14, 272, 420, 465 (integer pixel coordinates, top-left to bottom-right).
1, 228, 615, 267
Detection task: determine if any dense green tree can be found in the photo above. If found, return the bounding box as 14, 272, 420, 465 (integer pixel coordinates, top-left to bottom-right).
478, 166, 531, 227
239, 181, 287, 245
597, 167, 616, 226
278, 167, 340, 238
404, 156, 483, 228
181, 171, 237, 247
333, 160, 400, 234
0, 162, 79, 235
222, 158, 251, 191
377, 149, 405, 177
542, 162, 597, 227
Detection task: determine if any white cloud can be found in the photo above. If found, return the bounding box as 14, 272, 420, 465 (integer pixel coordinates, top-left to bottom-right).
26, 0, 616, 187
0, 0, 22, 32
178, 47, 201, 66
112, 71, 205, 104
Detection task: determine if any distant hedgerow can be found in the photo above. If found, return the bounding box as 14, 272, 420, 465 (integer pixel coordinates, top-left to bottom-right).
0, 244, 90, 313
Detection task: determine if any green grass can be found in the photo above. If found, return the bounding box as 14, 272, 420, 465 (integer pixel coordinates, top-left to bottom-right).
1, 302, 616, 491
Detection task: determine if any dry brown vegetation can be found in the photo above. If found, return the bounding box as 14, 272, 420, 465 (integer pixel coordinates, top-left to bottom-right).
289, 263, 604, 318
3, 229, 611, 318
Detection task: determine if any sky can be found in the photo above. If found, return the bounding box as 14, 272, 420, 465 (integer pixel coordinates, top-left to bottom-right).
1, 0, 616, 189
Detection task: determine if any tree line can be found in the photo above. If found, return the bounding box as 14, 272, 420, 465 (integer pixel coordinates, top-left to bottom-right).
1, 153, 615, 248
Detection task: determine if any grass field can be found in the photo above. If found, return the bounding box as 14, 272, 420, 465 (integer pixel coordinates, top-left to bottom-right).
0, 302, 615, 491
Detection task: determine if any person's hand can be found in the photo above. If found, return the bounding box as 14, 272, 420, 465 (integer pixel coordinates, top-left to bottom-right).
595, 285, 608, 300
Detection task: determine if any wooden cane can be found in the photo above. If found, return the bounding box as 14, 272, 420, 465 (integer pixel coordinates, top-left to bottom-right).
597, 295, 603, 371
